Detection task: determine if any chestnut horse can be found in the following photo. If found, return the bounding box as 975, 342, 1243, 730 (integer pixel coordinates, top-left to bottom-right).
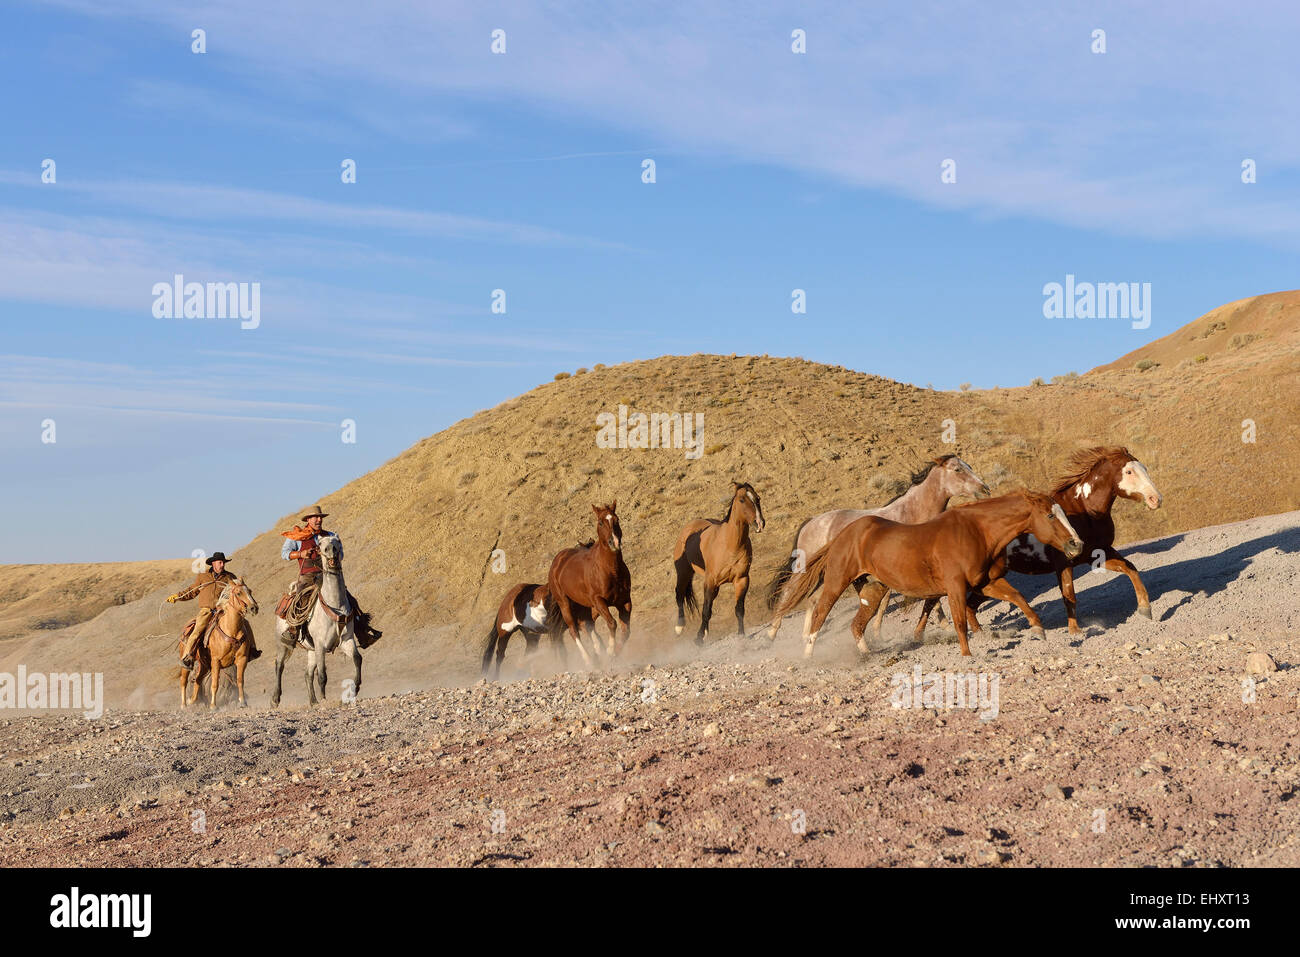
178, 578, 259, 708
673, 481, 765, 643
974, 446, 1161, 633
766, 455, 988, 639
546, 503, 632, 668
773, 490, 1083, 657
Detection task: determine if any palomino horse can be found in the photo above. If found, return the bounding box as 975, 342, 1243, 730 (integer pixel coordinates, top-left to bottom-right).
546, 503, 632, 669
974, 446, 1162, 633
673, 481, 765, 642
766, 455, 988, 639
773, 490, 1083, 657
178, 578, 259, 709
272, 536, 363, 706
480, 582, 555, 680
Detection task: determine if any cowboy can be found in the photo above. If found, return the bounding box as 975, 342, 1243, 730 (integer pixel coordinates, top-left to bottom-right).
281, 506, 381, 647
169, 552, 260, 668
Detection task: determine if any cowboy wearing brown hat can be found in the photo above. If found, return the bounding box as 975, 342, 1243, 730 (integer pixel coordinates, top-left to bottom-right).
170, 552, 261, 668
281, 506, 382, 648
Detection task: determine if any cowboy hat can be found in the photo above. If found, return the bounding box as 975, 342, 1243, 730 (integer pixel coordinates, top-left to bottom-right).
205, 552, 230, 565
301, 505, 328, 521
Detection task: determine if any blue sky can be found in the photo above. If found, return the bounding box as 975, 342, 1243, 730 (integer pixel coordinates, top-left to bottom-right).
2, 0, 1298, 562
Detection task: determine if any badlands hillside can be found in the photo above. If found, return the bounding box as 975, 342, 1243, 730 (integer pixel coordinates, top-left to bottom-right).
0, 291, 1296, 707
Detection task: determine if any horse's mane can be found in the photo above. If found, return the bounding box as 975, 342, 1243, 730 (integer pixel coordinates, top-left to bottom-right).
1050, 446, 1131, 497
882, 454, 957, 507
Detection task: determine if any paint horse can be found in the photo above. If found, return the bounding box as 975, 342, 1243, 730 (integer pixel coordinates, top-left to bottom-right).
773, 489, 1083, 657
178, 577, 259, 709
972, 446, 1162, 633
766, 455, 988, 640
546, 503, 632, 668
480, 582, 558, 680
672, 482, 765, 642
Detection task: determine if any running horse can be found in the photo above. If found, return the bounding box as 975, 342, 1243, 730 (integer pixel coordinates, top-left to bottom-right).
546, 503, 632, 669
178, 577, 259, 709
480, 582, 558, 680
673, 481, 765, 642
972, 446, 1161, 633
772, 489, 1083, 657
766, 455, 988, 639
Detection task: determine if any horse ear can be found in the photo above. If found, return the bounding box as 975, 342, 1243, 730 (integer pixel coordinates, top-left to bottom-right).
610, 499, 617, 513
592, 504, 601, 515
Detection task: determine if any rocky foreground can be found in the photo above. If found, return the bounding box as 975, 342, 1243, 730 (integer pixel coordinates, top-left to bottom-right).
1, 511, 1297, 867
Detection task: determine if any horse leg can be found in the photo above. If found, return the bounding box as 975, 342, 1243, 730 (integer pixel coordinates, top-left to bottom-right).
1058, 565, 1081, 634
235, 654, 247, 708
493, 628, 511, 680
305, 647, 319, 706
850, 581, 888, 654
733, 575, 750, 636
209, 658, 220, 709
979, 577, 1043, 637
914, 597, 940, 642
271, 637, 291, 708
591, 598, 618, 658
341, 636, 362, 703
697, 584, 718, 645
558, 598, 592, 670
673, 557, 693, 636
1104, 548, 1152, 620
946, 584, 973, 656
804, 569, 852, 658
315, 642, 329, 703
616, 602, 631, 655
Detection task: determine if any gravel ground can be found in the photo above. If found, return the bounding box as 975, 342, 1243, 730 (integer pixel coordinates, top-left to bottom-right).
1, 510, 1297, 867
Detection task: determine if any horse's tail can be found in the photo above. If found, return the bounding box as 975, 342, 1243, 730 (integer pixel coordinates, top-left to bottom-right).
480, 617, 501, 675
764, 520, 809, 610
544, 592, 567, 642
772, 544, 833, 618
674, 554, 699, 619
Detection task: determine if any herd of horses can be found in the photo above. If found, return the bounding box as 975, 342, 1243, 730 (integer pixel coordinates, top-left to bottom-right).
481, 446, 1163, 677
171, 445, 1163, 705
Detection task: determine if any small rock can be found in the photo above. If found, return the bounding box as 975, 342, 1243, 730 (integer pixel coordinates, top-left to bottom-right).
1138, 675, 1160, 687
1246, 653, 1277, 675
702, 722, 719, 738
1043, 785, 1067, 801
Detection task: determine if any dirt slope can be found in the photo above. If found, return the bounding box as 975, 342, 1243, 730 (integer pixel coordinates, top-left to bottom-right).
1, 292, 1297, 695
2, 510, 1297, 867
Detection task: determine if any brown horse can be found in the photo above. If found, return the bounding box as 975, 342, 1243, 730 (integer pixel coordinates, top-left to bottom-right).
773, 490, 1083, 657
546, 503, 632, 668
673, 481, 765, 643
766, 455, 988, 639
978, 446, 1161, 633
178, 578, 259, 708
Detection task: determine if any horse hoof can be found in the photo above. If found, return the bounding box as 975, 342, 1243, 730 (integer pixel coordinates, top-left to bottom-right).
674, 625, 683, 636
1138, 605, 1153, 620
1030, 626, 1046, 638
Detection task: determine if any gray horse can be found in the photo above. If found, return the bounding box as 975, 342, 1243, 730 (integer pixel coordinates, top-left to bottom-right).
271, 536, 363, 706
767, 455, 988, 640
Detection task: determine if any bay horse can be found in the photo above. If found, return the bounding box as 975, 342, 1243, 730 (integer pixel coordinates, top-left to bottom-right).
673, 481, 765, 643
766, 455, 988, 639
480, 582, 558, 680
272, 535, 364, 707
975, 446, 1161, 633
546, 503, 632, 669
178, 578, 259, 709
772, 489, 1083, 658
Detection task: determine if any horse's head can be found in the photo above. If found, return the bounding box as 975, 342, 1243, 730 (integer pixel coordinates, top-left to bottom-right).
219, 577, 259, 617
727, 481, 765, 532
592, 502, 623, 552
1116, 455, 1162, 510
319, 534, 344, 571
935, 455, 990, 500
1023, 491, 1083, 560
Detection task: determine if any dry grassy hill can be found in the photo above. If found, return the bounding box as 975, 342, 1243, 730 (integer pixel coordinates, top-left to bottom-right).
2, 291, 1297, 700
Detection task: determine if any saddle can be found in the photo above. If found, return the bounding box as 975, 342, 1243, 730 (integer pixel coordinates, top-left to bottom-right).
182, 615, 247, 653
